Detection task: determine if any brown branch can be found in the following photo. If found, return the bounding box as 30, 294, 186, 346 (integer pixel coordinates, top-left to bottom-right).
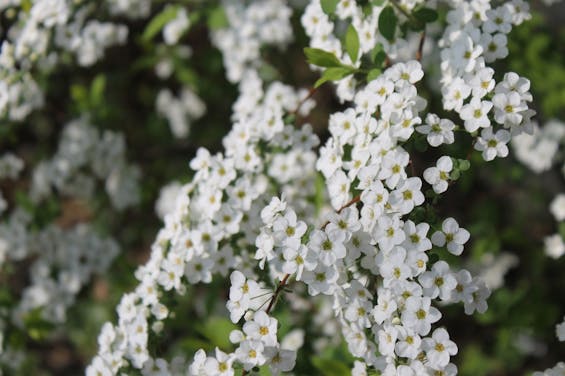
321, 194, 361, 230
265, 273, 291, 314
290, 87, 317, 118
241, 273, 291, 375
416, 30, 426, 62
241, 189, 361, 376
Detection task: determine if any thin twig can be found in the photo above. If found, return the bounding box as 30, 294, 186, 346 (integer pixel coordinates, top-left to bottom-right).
290, 87, 317, 118
321, 194, 361, 230
265, 273, 291, 314
389, 0, 413, 20
416, 30, 426, 62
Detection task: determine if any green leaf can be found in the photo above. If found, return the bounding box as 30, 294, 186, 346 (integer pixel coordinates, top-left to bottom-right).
21, 0, 31, 13
458, 159, 471, 171
367, 68, 382, 81
90, 74, 106, 106
195, 316, 238, 350
207, 6, 229, 30
70, 84, 87, 106
304, 47, 343, 68
378, 6, 398, 41
314, 67, 355, 88
24, 308, 54, 341
321, 0, 339, 14
14, 191, 34, 214
558, 223, 565, 239
344, 24, 360, 62
142, 5, 180, 41
407, 18, 426, 32
311, 357, 351, 376
175, 67, 198, 86
413, 7, 438, 23
371, 0, 386, 5
371, 43, 387, 66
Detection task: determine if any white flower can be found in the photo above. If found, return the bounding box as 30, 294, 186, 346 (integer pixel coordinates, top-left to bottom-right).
423, 156, 453, 194
235, 339, 266, 371
431, 218, 470, 256
324, 206, 361, 241
329, 108, 357, 144
544, 234, 565, 259
377, 324, 398, 357
302, 264, 338, 296
308, 228, 346, 266
474, 128, 511, 161
317, 139, 343, 178
450, 269, 478, 304
272, 209, 307, 246
203, 348, 234, 376
372, 288, 397, 325
327, 170, 351, 209
459, 97, 493, 132
401, 296, 441, 336
387, 60, 424, 87
444, 34, 483, 73
550, 194, 565, 221
281, 329, 304, 351
469, 67, 495, 98
282, 244, 317, 280
492, 91, 526, 126
484, 7, 513, 34
261, 196, 287, 225
379, 246, 412, 287
372, 214, 405, 253
423, 328, 458, 369
418, 261, 457, 301
416, 113, 456, 147
442, 78, 471, 112
227, 271, 260, 323
556, 317, 565, 342
481, 33, 508, 63
402, 220, 432, 253
352, 361, 367, 376
389, 177, 425, 215
463, 278, 490, 314
265, 346, 296, 375
378, 148, 409, 189
395, 327, 422, 359
163, 8, 190, 45
243, 311, 278, 347
86, 356, 113, 376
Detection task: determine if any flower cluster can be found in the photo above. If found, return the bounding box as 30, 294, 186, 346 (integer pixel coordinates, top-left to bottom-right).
29, 117, 140, 211
0, 218, 120, 373
0, 0, 130, 121
156, 88, 206, 139
54, 1, 565, 375
439, 1, 535, 159
291, 56, 490, 373
513, 119, 565, 173
512, 119, 565, 259
0, 115, 141, 371
88, 70, 318, 374
211, 0, 293, 83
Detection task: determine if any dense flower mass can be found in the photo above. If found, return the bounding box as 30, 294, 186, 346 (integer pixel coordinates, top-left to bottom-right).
0, 0, 564, 375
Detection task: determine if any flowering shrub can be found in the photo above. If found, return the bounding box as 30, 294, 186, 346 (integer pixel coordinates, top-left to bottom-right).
0, 0, 564, 375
